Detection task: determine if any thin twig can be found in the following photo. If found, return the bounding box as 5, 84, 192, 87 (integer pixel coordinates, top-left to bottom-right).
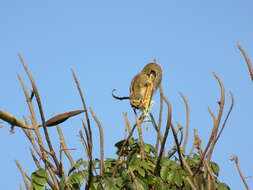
231, 156, 251, 190
214, 92, 234, 145
89, 107, 105, 176
19, 184, 23, 190
154, 95, 172, 175
17, 74, 38, 125
123, 113, 131, 137
18, 74, 52, 166
79, 130, 89, 158
179, 92, 190, 152
29, 148, 42, 168
193, 107, 217, 176
171, 123, 184, 169
155, 86, 164, 152
15, 160, 31, 190
237, 43, 253, 81
18, 74, 51, 164
135, 113, 145, 160
22, 119, 42, 159
149, 113, 163, 145
207, 72, 225, 161
71, 70, 92, 147
18, 55, 60, 170
56, 126, 75, 167
71, 70, 93, 190
0, 110, 35, 130
81, 119, 91, 158
29, 149, 57, 190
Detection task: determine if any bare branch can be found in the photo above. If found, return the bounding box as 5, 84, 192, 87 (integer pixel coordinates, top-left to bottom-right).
207, 72, 225, 161
79, 130, 89, 158
0, 110, 36, 130
231, 156, 251, 190
71, 70, 92, 146
149, 113, 163, 146
155, 86, 164, 152
122, 113, 131, 136
15, 160, 31, 190
154, 95, 172, 175
18, 55, 60, 170
29, 148, 41, 169
214, 92, 234, 145
237, 43, 253, 81
135, 113, 145, 160
71, 70, 94, 190
56, 126, 75, 167
179, 92, 190, 152
193, 107, 218, 176
171, 123, 184, 169
89, 107, 105, 175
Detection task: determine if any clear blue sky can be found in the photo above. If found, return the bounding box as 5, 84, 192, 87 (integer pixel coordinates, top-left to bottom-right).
0, 1, 253, 189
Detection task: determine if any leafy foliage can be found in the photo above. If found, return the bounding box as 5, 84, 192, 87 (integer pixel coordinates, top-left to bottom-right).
31, 169, 48, 190
56, 138, 230, 190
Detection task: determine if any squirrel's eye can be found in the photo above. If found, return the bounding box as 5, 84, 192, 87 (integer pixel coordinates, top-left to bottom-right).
150, 70, 156, 77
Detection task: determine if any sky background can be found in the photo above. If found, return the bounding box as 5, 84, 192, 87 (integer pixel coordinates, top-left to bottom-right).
0, 1, 253, 189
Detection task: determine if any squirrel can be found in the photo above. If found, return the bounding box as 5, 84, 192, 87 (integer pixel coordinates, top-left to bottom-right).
112, 60, 162, 111
130, 60, 162, 110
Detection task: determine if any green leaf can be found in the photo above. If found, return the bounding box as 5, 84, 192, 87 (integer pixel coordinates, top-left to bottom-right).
136, 167, 145, 177
154, 178, 169, 190
160, 165, 170, 181
68, 158, 88, 176
136, 178, 149, 190
105, 158, 116, 168
139, 160, 154, 171
217, 182, 231, 190
31, 168, 48, 190
144, 143, 155, 153
173, 170, 184, 186
68, 172, 84, 190
210, 161, 220, 176
59, 176, 67, 190
34, 168, 48, 178
32, 182, 44, 190
104, 178, 118, 190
